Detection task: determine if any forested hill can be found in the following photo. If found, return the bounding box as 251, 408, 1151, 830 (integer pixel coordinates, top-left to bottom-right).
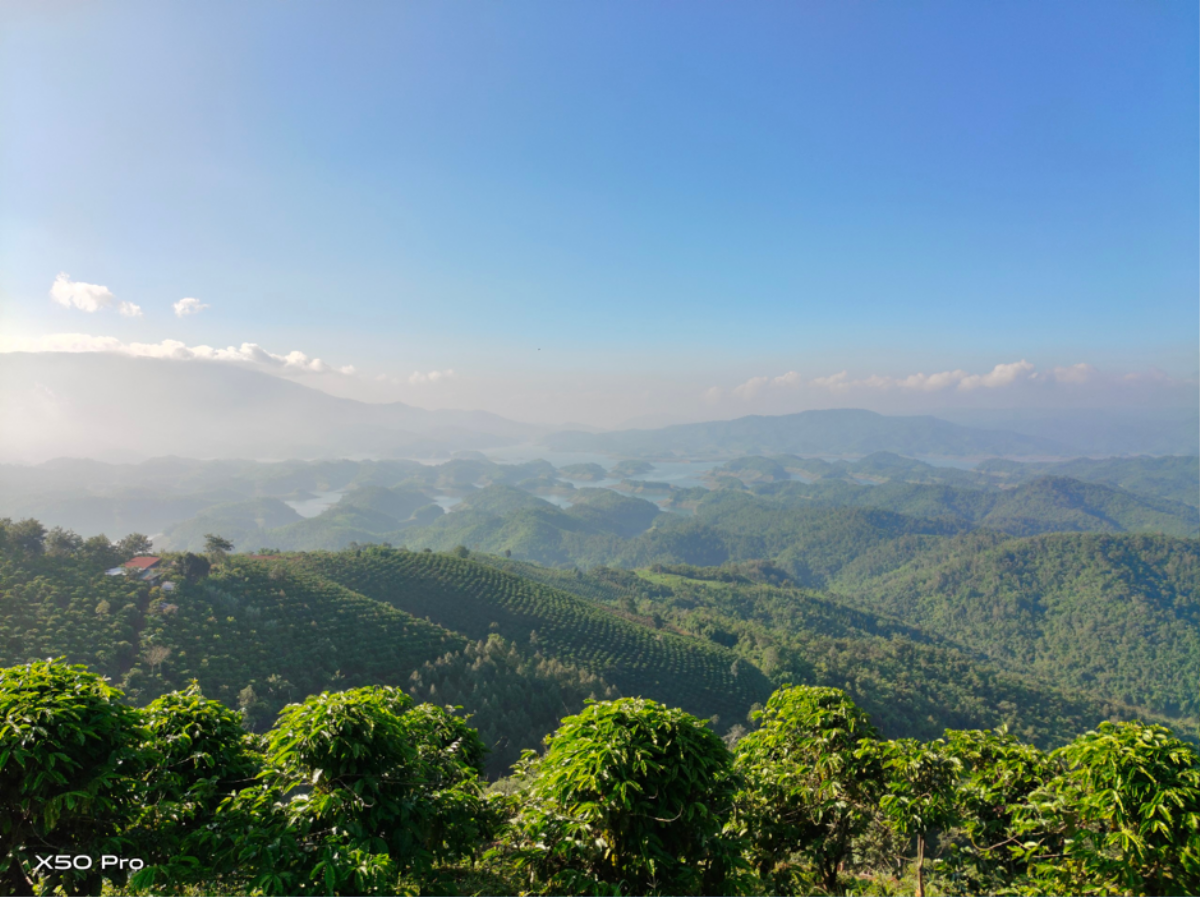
830, 532, 1200, 721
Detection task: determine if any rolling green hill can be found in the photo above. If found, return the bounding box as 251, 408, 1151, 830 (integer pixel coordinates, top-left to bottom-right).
155, 498, 304, 552
979, 454, 1200, 507
293, 548, 775, 726
0, 551, 463, 710
751, 475, 1199, 537
831, 532, 1200, 720
468, 557, 1193, 747
4, 517, 1195, 778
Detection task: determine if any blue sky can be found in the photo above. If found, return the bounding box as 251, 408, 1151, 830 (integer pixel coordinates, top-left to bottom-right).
1, 1, 1196, 425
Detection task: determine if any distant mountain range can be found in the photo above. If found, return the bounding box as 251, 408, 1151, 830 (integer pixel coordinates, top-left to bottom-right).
0, 353, 543, 462
3, 353, 1195, 463
544, 408, 1074, 458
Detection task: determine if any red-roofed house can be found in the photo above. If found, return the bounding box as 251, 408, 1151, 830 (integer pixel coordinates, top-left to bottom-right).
124, 556, 163, 580
123, 556, 161, 571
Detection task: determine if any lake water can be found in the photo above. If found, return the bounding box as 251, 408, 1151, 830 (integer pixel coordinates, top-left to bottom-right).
285, 490, 345, 518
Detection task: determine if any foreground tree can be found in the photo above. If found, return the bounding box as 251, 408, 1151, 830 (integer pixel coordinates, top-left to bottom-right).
877, 737, 961, 897
732, 685, 883, 895
940, 727, 1060, 893
126, 685, 261, 892
504, 697, 747, 896
1013, 721, 1200, 896
0, 661, 143, 896
200, 686, 491, 895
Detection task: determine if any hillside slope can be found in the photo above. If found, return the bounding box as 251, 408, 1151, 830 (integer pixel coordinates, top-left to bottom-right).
470, 557, 1193, 747
751, 475, 1199, 537
293, 548, 775, 726
832, 533, 1200, 720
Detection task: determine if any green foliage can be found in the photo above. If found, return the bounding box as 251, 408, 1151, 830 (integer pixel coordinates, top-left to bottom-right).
1, 659, 1198, 897
876, 737, 961, 897
126, 557, 463, 711
1013, 721, 1200, 896
835, 533, 1200, 720
979, 454, 1200, 509
732, 686, 884, 895
0, 552, 152, 680
203, 534, 235, 564
503, 698, 747, 896
405, 636, 619, 778
205, 686, 491, 895
754, 473, 1199, 537
940, 727, 1059, 893
598, 568, 1190, 748
564, 489, 661, 539
2, 518, 47, 557
0, 660, 143, 896
174, 552, 211, 583
127, 684, 260, 891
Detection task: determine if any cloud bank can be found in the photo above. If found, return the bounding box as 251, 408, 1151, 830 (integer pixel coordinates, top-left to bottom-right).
712, 360, 1111, 401
2, 333, 355, 376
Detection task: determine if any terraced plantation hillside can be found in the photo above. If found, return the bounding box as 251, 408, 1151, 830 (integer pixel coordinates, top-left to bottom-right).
133, 559, 466, 709
0, 551, 466, 714
295, 548, 774, 726
0, 552, 151, 680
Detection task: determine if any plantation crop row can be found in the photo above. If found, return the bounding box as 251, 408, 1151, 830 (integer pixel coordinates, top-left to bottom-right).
129, 558, 466, 712
296, 547, 774, 725
0, 555, 150, 678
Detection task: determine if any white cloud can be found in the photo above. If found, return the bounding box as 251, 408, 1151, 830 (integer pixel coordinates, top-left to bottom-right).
173, 297, 209, 317
728, 370, 804, 401
49, 273, 116, 313
1047, 363, 1095, 384
702, 386, 723, 404
118, 301, 143, 318
957, 360, 1035, 391
0, 333, 355, 375
408, 369, 456, 385
732, 376, 769, 400
811, 371, 850, 392
810, 360, 1039, 393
